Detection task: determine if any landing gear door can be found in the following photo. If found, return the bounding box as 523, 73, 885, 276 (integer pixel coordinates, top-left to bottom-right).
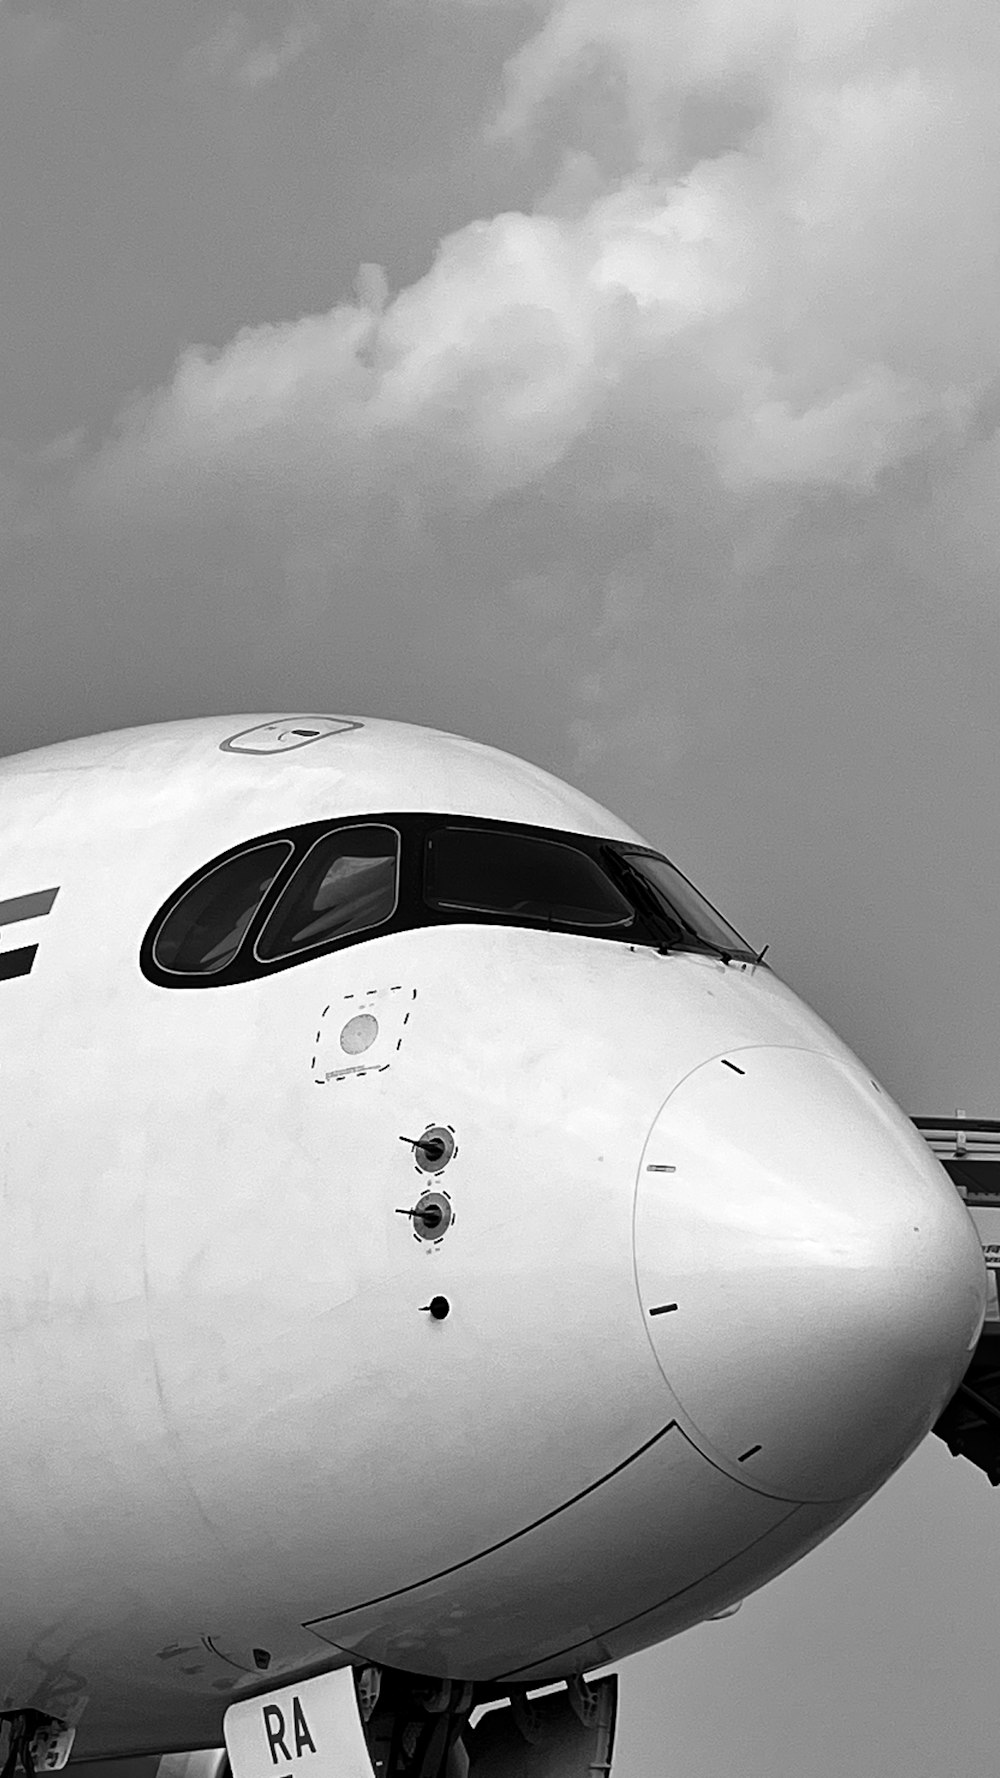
468, 1678, 617, 1778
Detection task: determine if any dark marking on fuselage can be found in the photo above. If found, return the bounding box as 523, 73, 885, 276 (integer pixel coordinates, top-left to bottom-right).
0, 945, 38, 981
0, 886, 59, 925
0, 885, 59, 982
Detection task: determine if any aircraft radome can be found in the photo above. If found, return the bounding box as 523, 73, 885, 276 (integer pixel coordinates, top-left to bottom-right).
0, 712, 990, 1778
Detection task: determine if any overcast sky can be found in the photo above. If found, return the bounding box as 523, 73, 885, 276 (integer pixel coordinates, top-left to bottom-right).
3, 1, 1000, 1772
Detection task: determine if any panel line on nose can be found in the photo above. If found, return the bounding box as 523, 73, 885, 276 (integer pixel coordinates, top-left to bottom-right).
636, 1044, 988, 1503
305, 1418, 681, 1623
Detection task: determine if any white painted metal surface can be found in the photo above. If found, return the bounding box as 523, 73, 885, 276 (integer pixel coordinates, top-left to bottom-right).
636, 1046, 986, 1501
224, 1669, 371, 1778
0, 713, 986, 1760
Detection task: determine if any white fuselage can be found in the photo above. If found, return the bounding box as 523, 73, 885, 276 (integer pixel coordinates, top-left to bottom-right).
0, 715, 985, 1759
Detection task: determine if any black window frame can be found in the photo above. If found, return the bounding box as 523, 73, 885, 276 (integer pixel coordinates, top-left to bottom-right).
139, 811, 752, 988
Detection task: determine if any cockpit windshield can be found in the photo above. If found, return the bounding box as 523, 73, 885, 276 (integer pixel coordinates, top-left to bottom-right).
609, 849, 755, 961
142, 815, 756, 989
425, 827, 634, 930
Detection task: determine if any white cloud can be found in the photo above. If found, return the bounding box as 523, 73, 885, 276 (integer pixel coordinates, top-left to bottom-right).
78, 18, 995, 520
25, 0, 1000, 770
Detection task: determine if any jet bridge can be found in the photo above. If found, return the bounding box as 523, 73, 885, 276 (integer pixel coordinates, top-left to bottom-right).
915, 1116, 1000, 1484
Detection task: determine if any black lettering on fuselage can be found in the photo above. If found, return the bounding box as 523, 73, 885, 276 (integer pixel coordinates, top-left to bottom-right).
292, 1699, 316, 1758
263, 1705, 291, 1764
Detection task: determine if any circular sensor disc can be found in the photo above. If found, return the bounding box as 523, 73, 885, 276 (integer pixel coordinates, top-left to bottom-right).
340, 1013, 379, 1055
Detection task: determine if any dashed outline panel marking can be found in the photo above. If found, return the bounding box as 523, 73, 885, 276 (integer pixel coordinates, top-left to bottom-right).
312, 985, 417, 1084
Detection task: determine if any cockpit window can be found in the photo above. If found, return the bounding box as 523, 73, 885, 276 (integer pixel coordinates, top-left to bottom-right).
152, 840, 293, 976
425, 826, 634, 930
142, 814, 755, 990
612, 849, 754, 959
256, 824, 399, 960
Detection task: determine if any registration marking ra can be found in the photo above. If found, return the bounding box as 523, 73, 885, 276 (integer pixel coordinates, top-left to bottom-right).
263, 1698, 316, 1773
224, 1667, 374, 1778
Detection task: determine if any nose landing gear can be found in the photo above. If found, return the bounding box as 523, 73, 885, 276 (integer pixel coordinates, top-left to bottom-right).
357, 1671, 474, 1778
359, 1668, 617, 1778
225, 1666, 618, 1778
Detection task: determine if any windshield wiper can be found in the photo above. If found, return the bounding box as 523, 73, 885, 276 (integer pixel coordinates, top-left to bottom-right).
604, 851, 733, 962
666, 934, 734, 965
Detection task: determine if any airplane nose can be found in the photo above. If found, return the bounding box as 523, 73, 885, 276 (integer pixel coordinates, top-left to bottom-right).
635, 1047, 987, 1503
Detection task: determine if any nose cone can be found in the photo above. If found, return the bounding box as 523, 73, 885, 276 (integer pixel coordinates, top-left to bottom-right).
635, 1047, 986, 1503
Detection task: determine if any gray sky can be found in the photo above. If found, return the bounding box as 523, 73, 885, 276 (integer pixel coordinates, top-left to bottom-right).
3, 0, 1000, 1771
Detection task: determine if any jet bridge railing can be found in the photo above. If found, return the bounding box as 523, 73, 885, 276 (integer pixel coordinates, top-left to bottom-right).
913, 1115, 1000, 1201
913, 1117, 1000, 1483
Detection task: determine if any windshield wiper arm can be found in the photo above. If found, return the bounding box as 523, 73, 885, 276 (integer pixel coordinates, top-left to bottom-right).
666, 934, 734, 965
603, 851, 733, 960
